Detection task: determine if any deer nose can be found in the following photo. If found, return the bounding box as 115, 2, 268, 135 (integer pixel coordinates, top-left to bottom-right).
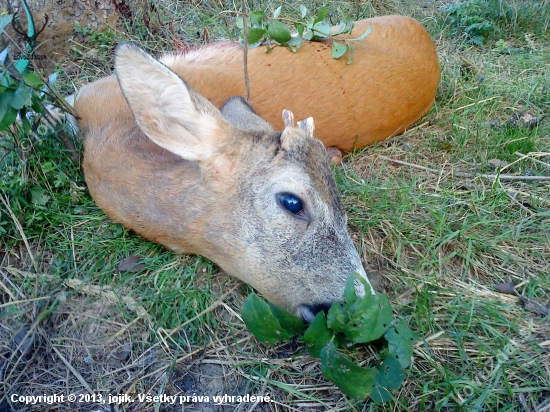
295, 302, 333, 323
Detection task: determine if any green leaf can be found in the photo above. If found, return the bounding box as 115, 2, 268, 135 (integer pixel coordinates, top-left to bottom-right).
242, 293, 288, 344
313, 6, 328, 25
294, 22, 305, 38
371, 355, 404, 403
30, 186, 50, 206
328, 275, 393, 343
311, 21, 331, 38
0, 45, 9, 64
11, 84, 33, 109
384, 319, 418, 369
249, 11, 265, 25
267, 20, 291, 44
273, 5, 282, 18
22, 72, 44, 88
303, 311, 332, 358
0, 89, 12, 120
246, 27, 266, 44
0, 107, 17, 131
20, 109, 31, 133
31, 97, 45, 114
268, 302, 306, 336
299, 5, 307, 18
332, 42, 348, 59
342, 275, 357, 309
236, 16, 245, 29
0, 14, 13, 33
287, 35, 302, 52
14, 58, 30, 74
341, 276, 393, 343
347, 44, 355, 65
327, 303, 350, 332
334, 17, 354, 35
320, 343, 378, 399
354, 24, 373, 41
346, 293, 392, 343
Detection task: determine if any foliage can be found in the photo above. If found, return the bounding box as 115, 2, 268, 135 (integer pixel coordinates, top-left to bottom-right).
0, 15, 44, 132
440, 0, 550, 45
0, 14, 78, 238
74, 24, 117, 49
241, 274, 418, 402
237, 5, 371, 63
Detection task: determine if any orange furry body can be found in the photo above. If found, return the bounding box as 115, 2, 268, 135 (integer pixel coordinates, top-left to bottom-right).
76, 15, 439, 151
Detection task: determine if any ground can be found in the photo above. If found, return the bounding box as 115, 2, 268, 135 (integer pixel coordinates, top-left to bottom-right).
1, 0, 549, 411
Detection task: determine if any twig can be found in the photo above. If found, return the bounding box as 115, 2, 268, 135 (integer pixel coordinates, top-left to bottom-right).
499, 180, 535, 216
454, 96, 499, 111
247, 370, 271, 412
241, 0, 250, 101
514, 151, 550, 169
51, 345, 95, 395
0, 296, 50, 309
378, 156, 550, 181
30, 59, 79, 119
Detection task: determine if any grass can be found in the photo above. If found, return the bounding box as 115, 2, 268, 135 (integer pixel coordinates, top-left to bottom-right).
1, 0, 550, 410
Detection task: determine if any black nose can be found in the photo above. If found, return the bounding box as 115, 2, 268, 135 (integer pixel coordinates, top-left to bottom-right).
297, 302, 333, 323
306, 302, 332, 317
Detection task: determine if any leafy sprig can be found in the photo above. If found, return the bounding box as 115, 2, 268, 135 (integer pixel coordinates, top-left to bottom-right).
236, 6, 372, 64
241, 274, 418, 402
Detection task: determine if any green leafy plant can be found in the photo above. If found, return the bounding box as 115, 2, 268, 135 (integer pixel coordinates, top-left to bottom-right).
241, 274, 418, 402
440, 0, 508, 45
237, 6, 371, 63
0, 14, 41, 131
74, 24, 117, 49
1, 11, 80, 240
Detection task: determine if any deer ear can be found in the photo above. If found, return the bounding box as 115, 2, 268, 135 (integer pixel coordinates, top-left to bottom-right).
221, 96, 274, 132
282, 109, 295, 128
297, 117, 315, 138
114, 42, 228, 161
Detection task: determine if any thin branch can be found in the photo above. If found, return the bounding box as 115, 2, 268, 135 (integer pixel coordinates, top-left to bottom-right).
51, 345, 95, 395
241, 0, 250, 101
378, 156, 550, 182
30, 59, 79, 119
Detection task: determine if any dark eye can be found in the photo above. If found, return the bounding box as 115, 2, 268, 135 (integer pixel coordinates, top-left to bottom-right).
279, 193, 303, 215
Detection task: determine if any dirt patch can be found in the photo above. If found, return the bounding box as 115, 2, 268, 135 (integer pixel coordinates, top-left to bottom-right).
0, 266, 284, 411
4, 0, 122, 68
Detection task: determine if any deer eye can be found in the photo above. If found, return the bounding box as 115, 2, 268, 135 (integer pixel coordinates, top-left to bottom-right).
279, 193, 304, 215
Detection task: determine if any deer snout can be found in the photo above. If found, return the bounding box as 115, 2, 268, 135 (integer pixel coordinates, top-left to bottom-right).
295, 302, 333, 323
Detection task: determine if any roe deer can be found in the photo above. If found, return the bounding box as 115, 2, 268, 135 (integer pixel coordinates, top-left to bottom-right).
77, 15, 439, 152
76, 42, 375, 321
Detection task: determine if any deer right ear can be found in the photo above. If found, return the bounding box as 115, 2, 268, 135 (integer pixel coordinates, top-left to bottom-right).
297, 117, 315, 138
114, 42, 228, 162
221, 96, 274, 133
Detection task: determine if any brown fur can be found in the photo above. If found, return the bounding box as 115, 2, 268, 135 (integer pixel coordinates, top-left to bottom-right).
78, 43, 374, 321
76, 15, 439, 151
